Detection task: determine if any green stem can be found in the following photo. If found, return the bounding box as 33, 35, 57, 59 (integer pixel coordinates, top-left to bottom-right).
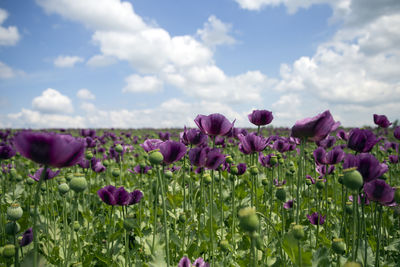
210, 169, 215, 267
231, 175, 236, 249
296, 140, 305, 224
375, 205, 383, 267
157, 166, 170, 267
298, 240, 302, 267
352, 193, 357, 261
33, 166, 47, 267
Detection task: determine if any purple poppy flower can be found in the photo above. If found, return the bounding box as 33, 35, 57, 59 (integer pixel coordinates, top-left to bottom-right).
316, 136, 336, 149
180, 127, 208, 146
274, 179, 287, 187
128, 165, 152, 174
85, 137, 97, 148
342, 153, 359, 169
188, 147, 208, 167
215, 136, 225, 147
373, 114, 391, 128
28, 168, 60, 182
91, 158, 106, 173
349, 194, 370, 206
238, 133, 268, 154
258, 153, 277, 168
357, 153, 388, 183
313, 147, 327, 165
140, 139, 163, 152
194, 113, 235, 136
0, 144, 15, 160
14, 131, 85, 168
284, 199, 294, 209
347, 128, 378, 153
204, 148, 225, 170
306, 175, 316, 184
230, 128, 248, 139
272, 138, 290, 153
158, 131, 170, 141
316, 165, 335, 176
394, 126, 400, 140
178, 256, 191, 267
236, 163, 247, 175
78, 158, 90, 169
389, 155, 399, 164
326, 147, 345, 165
98, 185, 118, 205
291, 110, 340, 142
19, 228, 33, 247
114, 187, 132, 206
128, 189, 143, 205
80, 129, 96, 138
193, 257, 210, 267
307, 212, 326, 225
248, 110, 273, 126
336, 130, 348, 141
159, 140, 187, 165
364, 179, 394, 204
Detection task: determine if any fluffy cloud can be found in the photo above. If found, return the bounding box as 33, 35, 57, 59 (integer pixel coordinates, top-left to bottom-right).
54, 55, 84, 68
122, 74, 163, 93
0, 61, 15, 79
86, 54, 117, 67
197, 15, 236, 47
0, 9, 20, 46
32, 88, 74, 114
77, 88, 95, 100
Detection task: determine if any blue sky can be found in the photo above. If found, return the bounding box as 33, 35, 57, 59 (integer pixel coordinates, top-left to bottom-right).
0, 0, 399, 128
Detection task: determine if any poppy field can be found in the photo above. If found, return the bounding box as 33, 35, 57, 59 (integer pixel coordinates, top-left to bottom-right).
0, 110, 400, 267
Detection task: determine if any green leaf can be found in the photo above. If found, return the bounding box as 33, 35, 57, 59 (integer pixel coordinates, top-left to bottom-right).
282, 232, 312, 266
312, 247, 330, 267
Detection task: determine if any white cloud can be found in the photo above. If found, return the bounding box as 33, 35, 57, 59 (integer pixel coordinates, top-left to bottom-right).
197, 15, 236, 47
54, 55, 84, 68
0, 61, 15, 79
122, 74, 163, 93
0, 8, 20, 46
32, 88, 74, 114
77, 88, 95, 100
86, 54, 117, 67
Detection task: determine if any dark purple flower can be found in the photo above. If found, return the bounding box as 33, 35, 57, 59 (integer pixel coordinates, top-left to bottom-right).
78, 158, 90, 169
336, 130, 348, 141
158, 131, 170, 141
236, 163, 247, 175
326, 147, 345, 165
238, 133, 268, 154
389, 155, 399, 164
373, 114, 391, 128
159, 140, 187, 165
313, 147, 327, 165
272, 138, 290, 153
140, 139, 163, 152
97, 185, 117, 205
114, 187, 131, 206
316, 165, 335, 176
364, 179, 394, 204
307, 212, 326, 225
85, 137, 97, 148
394, 126, 400, 140
14, 131, 85, 168
274, 179, 286, 187
188, 147, 207, 167
204, 148, 225, 170
194, 113, 235, 136
231, 128, 248, 139
128, 165, 152, 174
0, 144, 15, 160
91, 158, 106, 173
80, 129, 96, 138
258, 153, 277, 168
357, 153, 388, 183
128, 190, 143, 205
316, 136, 336, 149
180, 127, 208, 146
342, 153, 359, 169
291, 110, 340, 142
248, 110, 273, 126
19, 228, 33, 247
28, 168, 60, 182
347, 128, 378, 153
193, 257, 210, 267
215, 136, 225, 147
306, 175, 316, 184
284, 199, 294, 209
178, 256, 191, 267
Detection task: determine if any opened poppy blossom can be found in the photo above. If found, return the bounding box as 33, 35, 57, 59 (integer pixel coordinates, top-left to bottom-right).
291, 110, 340, 142
313, 147, 327, 165
394, 126, 400, 140
28, 168, 60, 182
347, 128, 378, 153
194, 113, 235, 137
238, 133, 268, 154
373, 114, 391, 128
0, 144, 15, 160
325, 147, 345, 165
140, 139, 163, 152
364, 179, 394, 204
357, 153, 388, 183
19, 228, 33, 247
248, 110, 273, 126
307, 212, 326, 225
128, 165, 152, 174
180, 127, 208, 146
98, 185, 143, 206
14, 131, 85, 168
159, 140, 187, 165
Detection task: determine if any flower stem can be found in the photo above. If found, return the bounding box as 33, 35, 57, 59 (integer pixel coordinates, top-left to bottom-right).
375, 204, 383, 267
157, 166, 170, 267
296, 140, 305, 224
352, 193, 357, 261
33, 165, 47, 267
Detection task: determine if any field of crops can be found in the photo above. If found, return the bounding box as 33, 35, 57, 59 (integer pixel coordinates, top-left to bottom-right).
0, 110, 399, 267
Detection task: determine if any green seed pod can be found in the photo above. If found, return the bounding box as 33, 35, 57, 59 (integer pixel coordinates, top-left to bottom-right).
229, 165, 239, 175
115, 144, 124, 153
343, 167, 363, 191
58, 183, 70, 195
345, 202, 353, 215
178, 213, 186, 223
7, 203, 23, 221
66, 173, 73, 182
278, 158, 284, 164
238, 207, 259, 233
26, 177, 35, 185
316, 179, 325, 190
219, 240, 230, 252
275, 188, 286, 202
249, 165, 259, 175
73, 221, 80, 231
204, 174, 212, 185
111, 168, 120, 177
16, 175, 23, 182
261, 178, 268, 186
292, 225, 305, 240
5, 221, 20, 235
69, 175, 87, 193
269, 156, 278, 166
332, 238, 346, 255
225, 156, 234, 164
57, 175, 66, 184
85, 151, 93, 160
149, 151, 164, 165
103, 160, 110, 167
2, 244, 15, 258
139, 161, 147, 169
164, 170, 173, 179
306, 179, 312, 186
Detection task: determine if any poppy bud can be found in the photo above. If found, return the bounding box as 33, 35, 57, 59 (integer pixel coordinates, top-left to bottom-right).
343, 167, 363, 191
275, 188, 286, 202
292, 224, 305, 240
164, 170, 173, 179
115, 144, 123, 153
149, 151, 163, 165
261, 178, 268, 186
10, 168, 17, 178
2, 244, 15, 258
58, 183, 70, 195
278, 158, 284, 164
111, 168, 120, 177
85, 151, 93, 160
230, 165, 239, 175
66, 173, 73, 182
69, 175, 87, 193
26, 178, 35, 185
249, 165, 259, 175
204, 174, 212, 185
225, 156, 234, 164
139, 161, 147, 168
178, 214, 186, 223
16, 175, 23, 182
306, 179, 312, 186
7, 203, 23, 221
220, 240, 230, 252
5, 221, 20, 235
316, 179, 325, 190
238, 207, 259, 233
73, 221, 80, 231
269, 156, 278, 166
332, 238, 346, 255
